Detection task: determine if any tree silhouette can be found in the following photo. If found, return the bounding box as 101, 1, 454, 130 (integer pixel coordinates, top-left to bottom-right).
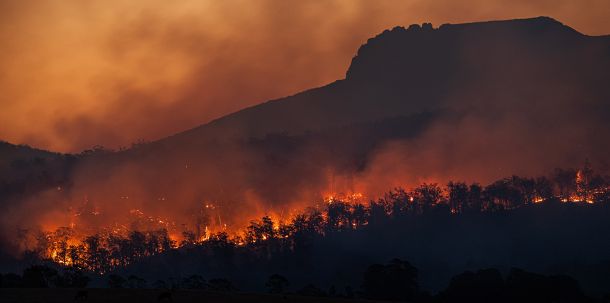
127, 274, 146, 288
207, 278, 236, 292
181, 274, 206, 289
439, 268, 504, 302
57, 267, 89, 288
448, 182, 469, 214
351, 203, 368, 228
1, 273, 22, 288
108, 274, 126, 288
246, 216, 275, 243
412, 183, 443, 213
22, 265, 59, 288
506, 268, 587, 303
326, 201, 350, 232
266, 274, 289, 293
361, 259, 419, 301
552, 168, 577, 201
297, 284, 326, 297
534, 176, 554, 201
577, 160, 594, 202
466, 183, 483, 213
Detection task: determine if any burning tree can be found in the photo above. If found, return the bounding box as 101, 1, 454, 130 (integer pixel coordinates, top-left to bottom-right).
16, 165, 610, 274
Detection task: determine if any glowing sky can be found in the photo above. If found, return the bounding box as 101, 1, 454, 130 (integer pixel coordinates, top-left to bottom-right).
1, 0, 609, 152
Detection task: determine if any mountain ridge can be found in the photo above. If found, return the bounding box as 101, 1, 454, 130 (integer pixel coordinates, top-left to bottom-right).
2, 16, 609, 209
1, 17, 610, 266
155, 16, 609, 151
3, 17, 608, 154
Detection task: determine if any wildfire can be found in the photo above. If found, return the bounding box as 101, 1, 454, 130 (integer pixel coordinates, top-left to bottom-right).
324, 192, 365, 204
18, 165, 610, 274
129, 209, 144, 216
199, 226, 210, 242
567, 194, 594, 204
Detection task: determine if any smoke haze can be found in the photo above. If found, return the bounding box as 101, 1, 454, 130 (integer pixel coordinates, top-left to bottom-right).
1, 0, 609, 152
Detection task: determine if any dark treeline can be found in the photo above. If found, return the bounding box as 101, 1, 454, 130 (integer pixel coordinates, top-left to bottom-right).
1, 261, 603, 303
0, 265, 89, 288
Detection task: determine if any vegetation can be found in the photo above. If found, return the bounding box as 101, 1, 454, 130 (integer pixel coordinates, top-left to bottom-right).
0, 262, 597, 303
21, 163, 610, 274
2, 164, 609, 300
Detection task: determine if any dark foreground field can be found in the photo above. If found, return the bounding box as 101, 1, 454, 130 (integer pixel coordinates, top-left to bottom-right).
0, 288, 382, 303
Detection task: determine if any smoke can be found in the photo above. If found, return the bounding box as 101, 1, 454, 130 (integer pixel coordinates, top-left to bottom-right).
1, 2, 610, 259
354, 37, 610, 194
1, 0, 609, 152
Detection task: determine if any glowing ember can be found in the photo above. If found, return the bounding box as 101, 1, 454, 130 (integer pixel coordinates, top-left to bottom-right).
17, 167, 609, 274
324, 192, 365, 204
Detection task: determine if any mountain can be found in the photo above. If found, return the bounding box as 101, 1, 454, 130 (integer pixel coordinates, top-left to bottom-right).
159, 16, 609, 146
0, 141, 60, 170
2, 16, 610, 295
2, 16, 610, 235
0, 141, 74, 203
105, 16, 610, 205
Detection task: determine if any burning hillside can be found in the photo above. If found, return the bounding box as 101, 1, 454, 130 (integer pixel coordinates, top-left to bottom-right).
1, 18, 610, 282
9, 162, 608, 273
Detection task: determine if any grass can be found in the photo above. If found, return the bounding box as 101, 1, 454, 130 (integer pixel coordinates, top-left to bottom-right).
0, 288, 381, 303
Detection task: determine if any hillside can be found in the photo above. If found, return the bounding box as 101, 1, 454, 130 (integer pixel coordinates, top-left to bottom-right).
159, 17, 610, 147
94, 16, 610, 207
2, 16, 610, 299
1, 16, 610, 263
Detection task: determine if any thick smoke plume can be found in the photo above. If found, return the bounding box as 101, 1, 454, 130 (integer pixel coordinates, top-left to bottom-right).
0, 15, 609, 262
1, 0, 609, 152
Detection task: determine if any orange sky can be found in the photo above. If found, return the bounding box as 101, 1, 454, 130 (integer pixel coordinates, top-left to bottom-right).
1, 0, 609, 152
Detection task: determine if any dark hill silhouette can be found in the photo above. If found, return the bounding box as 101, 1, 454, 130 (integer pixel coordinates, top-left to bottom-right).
157, 16, 609, 147
89, 16, 610, 208
1, 16, 609, 209
0, 141, 61, 170
0, 141, 73, 205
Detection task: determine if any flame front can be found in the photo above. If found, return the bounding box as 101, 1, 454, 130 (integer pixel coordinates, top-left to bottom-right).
13, 165, 609, 273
